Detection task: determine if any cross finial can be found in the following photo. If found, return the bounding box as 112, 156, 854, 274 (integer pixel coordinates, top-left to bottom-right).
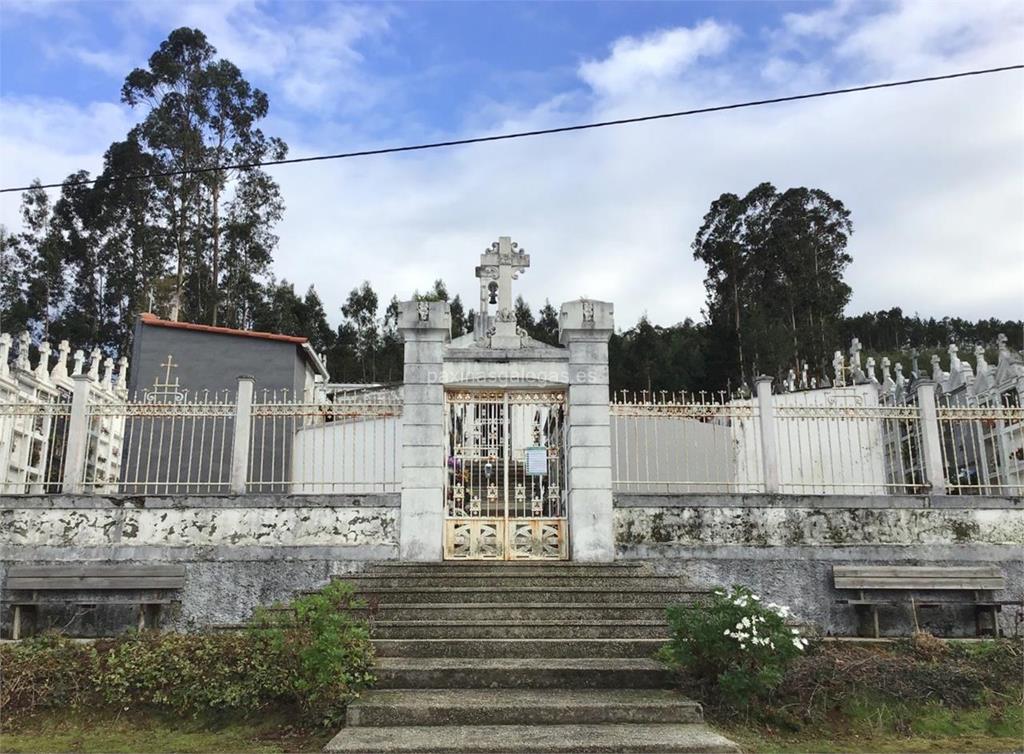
849, 337, 861, 366
160, 354, 178, 383
51, 340, 70, 382
475, 235, 530, 348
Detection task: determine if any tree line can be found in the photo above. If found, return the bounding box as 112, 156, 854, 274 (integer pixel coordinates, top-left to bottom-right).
2, 27, 1019, 392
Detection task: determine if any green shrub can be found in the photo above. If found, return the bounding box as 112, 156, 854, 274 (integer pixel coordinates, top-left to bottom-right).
0, 633, 100, 718
661, 585, 808, 708
251, 579, 375, 726
0, 580, 375, 730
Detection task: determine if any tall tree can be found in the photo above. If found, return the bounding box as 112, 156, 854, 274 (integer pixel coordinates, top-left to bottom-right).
341, 281, 380, 381
0, 225, 29, 333
535, 300, 560, 345
693, 182, 852, 387
121, 27, 287, 325
16, 182, 65, 340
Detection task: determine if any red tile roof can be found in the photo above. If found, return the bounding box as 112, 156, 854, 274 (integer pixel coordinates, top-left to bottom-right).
139, 313, 308, 344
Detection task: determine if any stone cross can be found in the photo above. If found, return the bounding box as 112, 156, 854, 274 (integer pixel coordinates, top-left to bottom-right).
849, 338, 866, 383
72, 349, 85, 376
116, 356, 129, 393
51, 340, 70, 382
975, 345, 989, 377
34, 342, 51, 382
87, 347, 102, 381
475, 236, 530, 348
833, 350, 845, 386
881, 357, 895, 394
15, 332, 31, 372
948, 343, 961, 374
865, 356, 877, 384
849, 338, 862, 368
101, 357, 114, 391
0, 333, 10, 379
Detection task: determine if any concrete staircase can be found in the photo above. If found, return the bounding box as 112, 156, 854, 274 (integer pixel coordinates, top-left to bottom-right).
324, 562, 739, 753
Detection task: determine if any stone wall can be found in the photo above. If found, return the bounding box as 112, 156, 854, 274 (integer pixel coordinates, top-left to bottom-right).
0, 494, 397, 634
615, 493, 1024, 637
3, 492, 1022, 638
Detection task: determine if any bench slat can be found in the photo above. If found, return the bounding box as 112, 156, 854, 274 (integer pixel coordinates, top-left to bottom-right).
5, 599, 178, 606
7, 565, 185, 579
834, 577, 1005, 590
6, 577, 185, 590
833, 566, 1002, 578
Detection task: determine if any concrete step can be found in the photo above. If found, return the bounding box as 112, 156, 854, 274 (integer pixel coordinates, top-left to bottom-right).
362, 563, 648, 578
372, 637, 665, 658
346, 689, 703, 726
370, 620, 669, 639
324, 723, 740, 753
370, 603, 667, 622
373, 657, 674, 689
356, 587, 701, 605
347, 575, 689, 589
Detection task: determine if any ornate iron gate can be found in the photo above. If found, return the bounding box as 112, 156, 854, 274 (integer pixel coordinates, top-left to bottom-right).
443, 389, 567, 559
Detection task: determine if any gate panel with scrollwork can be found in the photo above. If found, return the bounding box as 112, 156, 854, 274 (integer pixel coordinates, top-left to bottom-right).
443, 389, 567, 560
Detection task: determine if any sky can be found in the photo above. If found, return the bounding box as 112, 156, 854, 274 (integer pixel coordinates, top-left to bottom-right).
1, 0, 1022, 329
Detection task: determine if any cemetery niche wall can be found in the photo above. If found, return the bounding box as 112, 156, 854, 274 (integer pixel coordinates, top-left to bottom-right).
1, 235, 1022, 638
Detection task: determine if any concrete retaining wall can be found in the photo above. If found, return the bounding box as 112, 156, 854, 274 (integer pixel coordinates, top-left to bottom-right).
0, 494, 398, 634
2, 492, 1021, 637
615, 493, 1024, 637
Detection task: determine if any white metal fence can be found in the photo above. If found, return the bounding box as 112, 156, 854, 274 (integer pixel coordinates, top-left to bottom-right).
250, 389, 402, 493
610, 381, 1023, 497
3, 371, 1022, 498
937, 398, 1024, 495
610, 392, 763, 493
94, 391, 236, 495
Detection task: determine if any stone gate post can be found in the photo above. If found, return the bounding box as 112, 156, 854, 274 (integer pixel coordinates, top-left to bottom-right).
559, 299, 615, 561
397, 300, 451, 561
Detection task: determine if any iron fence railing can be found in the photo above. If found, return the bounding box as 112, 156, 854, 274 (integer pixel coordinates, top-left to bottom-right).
937, 402, 1024, 496
610, 391, 763, 493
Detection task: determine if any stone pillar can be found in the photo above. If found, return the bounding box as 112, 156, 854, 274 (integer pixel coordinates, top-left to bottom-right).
230, 376, 255, 494
398, 300, 451, 561
915, 380, 947, 494
559, 299, 615, 562
754, 376, 781, 494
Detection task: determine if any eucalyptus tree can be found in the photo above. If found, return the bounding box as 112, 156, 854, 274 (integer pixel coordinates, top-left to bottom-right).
693, 182, 853, 386
121, 27, 287, 325
14, 182, 65, 341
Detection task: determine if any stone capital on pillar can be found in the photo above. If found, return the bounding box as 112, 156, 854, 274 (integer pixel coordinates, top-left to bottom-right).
398, 300, 451, 341
558, 299, 614, 345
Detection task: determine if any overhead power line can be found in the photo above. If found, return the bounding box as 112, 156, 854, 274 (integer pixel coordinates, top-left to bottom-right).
1, 63, 1021, 195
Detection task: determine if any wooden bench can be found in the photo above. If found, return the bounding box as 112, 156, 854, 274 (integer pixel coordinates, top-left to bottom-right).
834, 565, 1013, 638
4, 565, 186, 639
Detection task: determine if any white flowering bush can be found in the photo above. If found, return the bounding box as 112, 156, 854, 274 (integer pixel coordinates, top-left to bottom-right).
662, 585, 810, 707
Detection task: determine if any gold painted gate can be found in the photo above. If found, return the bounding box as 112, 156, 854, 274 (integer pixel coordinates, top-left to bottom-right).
443, 389, 567, 560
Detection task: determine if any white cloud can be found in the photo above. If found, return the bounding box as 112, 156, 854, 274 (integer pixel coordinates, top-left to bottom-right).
0, 98, 134, 201
65, 46, 134, 76
579, 21, 736, 96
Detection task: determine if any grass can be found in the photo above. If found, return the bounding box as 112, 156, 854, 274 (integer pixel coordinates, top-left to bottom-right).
0, 710, 332, 754
3, 699, 1021, 754
721, 698, 1024, 753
